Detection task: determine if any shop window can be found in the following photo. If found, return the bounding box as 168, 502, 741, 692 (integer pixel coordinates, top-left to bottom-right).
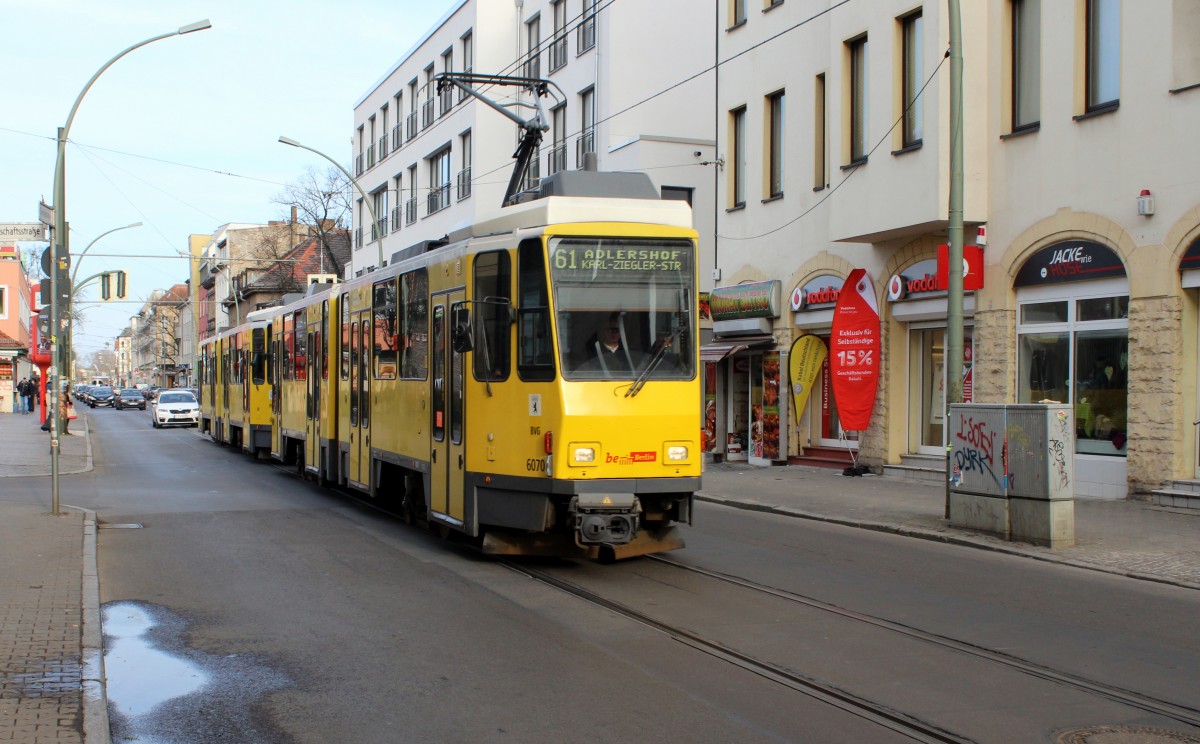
1018, 293, 1128, 456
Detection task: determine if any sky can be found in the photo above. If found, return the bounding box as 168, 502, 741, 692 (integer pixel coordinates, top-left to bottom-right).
1, 0, 458, 358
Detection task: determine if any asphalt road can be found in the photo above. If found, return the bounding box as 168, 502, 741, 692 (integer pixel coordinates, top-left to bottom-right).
70, 405, 1200, 743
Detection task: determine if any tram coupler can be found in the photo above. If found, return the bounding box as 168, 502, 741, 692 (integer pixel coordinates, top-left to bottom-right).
571, 493, 641, 546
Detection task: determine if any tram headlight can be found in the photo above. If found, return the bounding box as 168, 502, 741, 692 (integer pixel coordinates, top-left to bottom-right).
666, 445, 689, 461
573, 447, 595, 463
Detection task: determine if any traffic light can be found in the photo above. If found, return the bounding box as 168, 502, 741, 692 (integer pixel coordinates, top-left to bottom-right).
100, 273, 112, 301
115, 270, 127, 300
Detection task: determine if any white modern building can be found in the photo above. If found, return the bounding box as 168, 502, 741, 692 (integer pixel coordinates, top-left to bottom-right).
350, 0, 717, 280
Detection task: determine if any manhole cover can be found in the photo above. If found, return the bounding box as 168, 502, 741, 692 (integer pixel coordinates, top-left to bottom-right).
1056, 725, 1200, 743
98, 523, 144, 529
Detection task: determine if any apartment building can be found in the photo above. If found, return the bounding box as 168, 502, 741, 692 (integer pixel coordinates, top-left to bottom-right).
709, 0, 1200, 501
350, 0, 716, 279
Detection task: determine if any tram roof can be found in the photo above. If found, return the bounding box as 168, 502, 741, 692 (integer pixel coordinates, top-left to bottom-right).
462, 195, 694, 241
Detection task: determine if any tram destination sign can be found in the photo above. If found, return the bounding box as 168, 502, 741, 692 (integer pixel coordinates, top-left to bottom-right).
552, 240, 692, 279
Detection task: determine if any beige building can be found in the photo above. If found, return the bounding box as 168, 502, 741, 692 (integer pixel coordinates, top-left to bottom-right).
350, 0, 716, 280
707, 0, 1200, 502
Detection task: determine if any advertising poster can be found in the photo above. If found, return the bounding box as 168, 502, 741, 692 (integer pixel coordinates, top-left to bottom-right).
788, 335, 827, 425
761, 352, 781, 460
830, 269, 881, 431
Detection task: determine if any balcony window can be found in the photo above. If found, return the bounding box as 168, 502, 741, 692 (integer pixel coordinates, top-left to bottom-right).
406, 111, 417, 141
422, 98, 434, 129
367, 143, 376, 169
392, 123, 402, 151
525, 16, 541, 79
378, 133, 388, 160
428, 148, 452, 214
579, 0, 596, 52
405, 197, 417, 225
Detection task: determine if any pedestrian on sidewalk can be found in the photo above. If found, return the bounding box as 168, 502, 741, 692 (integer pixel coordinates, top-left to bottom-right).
59, 384, 73, 435
16, 378, 28, 413
21, 377, 34, 414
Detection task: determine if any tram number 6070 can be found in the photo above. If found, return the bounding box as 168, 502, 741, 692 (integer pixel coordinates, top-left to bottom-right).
526, 458, 546, 472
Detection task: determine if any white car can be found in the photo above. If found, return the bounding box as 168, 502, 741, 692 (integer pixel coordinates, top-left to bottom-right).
150, 390, 200, 428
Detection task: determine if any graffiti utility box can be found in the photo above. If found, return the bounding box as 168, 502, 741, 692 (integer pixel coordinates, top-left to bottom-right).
948, 403, 1075, 548
1004, 405, 1074, 501
948, 404, 1010, 538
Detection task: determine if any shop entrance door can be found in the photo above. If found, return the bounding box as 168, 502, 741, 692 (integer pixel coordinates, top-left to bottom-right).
812, 336, 858, 449
908, 326, 974, 456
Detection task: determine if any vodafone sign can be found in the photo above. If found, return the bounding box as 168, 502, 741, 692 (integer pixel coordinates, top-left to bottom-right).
830, 269, 881, 431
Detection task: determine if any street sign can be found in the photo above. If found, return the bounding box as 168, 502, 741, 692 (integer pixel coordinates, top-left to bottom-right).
0, 223, 46, 242
40, 247, 70, 277
39, 202, 54, 226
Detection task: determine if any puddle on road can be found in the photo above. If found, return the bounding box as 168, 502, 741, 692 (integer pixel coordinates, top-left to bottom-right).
102, 600, 292, 743
103, 602, 209, 717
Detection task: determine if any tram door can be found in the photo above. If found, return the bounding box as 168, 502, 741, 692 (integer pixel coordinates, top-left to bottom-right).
429, 292, 466, 523
271, 333, 283, 459
304, 315, 321, 476
348, 311, 372, 490
220, 341, 230, 441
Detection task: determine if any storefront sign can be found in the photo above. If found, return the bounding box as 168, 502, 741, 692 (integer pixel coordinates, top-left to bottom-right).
1014, 240, 1125, 287
788, 335, 827, 422
790, 274, 842, 311
710, 280, 782, 321
936, 244, 984, 290
830, 269, 880, 431
1180, 235, 1200, 271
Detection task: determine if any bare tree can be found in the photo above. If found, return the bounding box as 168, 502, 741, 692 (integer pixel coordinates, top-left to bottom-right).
272, 165, 352, 277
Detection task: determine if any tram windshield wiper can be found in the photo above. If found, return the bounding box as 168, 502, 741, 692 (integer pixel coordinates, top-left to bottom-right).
625, 338, 671, 398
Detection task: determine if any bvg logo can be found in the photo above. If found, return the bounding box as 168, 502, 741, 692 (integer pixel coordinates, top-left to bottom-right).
605, 451, 657, 464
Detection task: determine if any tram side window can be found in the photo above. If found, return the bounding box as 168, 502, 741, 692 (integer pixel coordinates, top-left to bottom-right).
283, 315, 294, 381
373, 279, 398, 380
341, 297, 350, 381
517, 239, 554, 381
231, 336, 240, 384
252, 328, 266, 385
294, 311, 307, 381
400, 269, 429, 379
473, 250, 511, 382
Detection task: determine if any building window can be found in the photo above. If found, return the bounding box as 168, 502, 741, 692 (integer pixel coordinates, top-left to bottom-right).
730, 0, 746, 27
1018, 292, 1128, 456
814, 73, 827, 190
730, 106, 746, 208
1012, 0, 1041, 130
525, 15, 541, 79
579, 0, 597, 52
457, 130, 472, 201
372, 190, 388, 240
1086, 0, 1120, 111
849, 35, 869, 163
392, 176, 404, 231
407, 80, 419, 140
662, 186, 693, 206
428, 148, 451, 214
550, 104, 567, 174
901, 11, 923, 147
0, 285, 7, 319
550, 0, 568, 72
392, 93, 403, 150
422, 65, 436, 129
520, 125, 540, 192
440, 49, 454, 116
576, 88, 595, 168
406, 165, 418, 225
379, 106, 389, 159
460, 31, 473, 102
767, 90, 785, 198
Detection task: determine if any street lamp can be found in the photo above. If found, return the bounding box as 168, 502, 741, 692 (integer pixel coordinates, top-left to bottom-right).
278, 135, 383, 271
47, 19, 211, 515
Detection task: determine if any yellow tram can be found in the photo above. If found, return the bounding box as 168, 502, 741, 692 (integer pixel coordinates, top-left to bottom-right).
200, 172, 701, 559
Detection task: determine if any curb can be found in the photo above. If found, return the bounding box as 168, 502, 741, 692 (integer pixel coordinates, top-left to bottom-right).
67, 507, 110, 744
695, 493, 1200, 592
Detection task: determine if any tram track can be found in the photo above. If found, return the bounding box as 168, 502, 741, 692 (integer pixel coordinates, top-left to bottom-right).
501, 558, 977, 744
647, 555, 1200, 730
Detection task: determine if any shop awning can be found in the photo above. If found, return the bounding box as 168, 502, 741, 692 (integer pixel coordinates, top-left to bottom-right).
699, 336, 774, 362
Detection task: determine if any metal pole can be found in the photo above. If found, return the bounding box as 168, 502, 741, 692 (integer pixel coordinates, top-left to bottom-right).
66, 222, 141, 384
278, 136, 383, 270
945, 0, 965, 518
49, 20, 211, 516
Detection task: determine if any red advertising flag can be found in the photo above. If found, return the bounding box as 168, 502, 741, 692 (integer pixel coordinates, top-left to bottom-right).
830, 269, 880, 431
936, 244, 984, 290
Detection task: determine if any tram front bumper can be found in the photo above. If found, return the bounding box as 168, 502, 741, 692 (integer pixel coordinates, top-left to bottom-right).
572, 493, 640, 546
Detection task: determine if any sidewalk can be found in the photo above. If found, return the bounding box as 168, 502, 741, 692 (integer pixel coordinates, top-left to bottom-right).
0, 409, 104, 744
698, 461, 1200, 590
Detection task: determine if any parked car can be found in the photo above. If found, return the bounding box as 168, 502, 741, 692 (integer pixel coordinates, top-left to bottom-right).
74, 385, 91, 403
115, 388, 147, 411
88, 386, 115, 408
150, 390, 199, 428
142, 386, 162, 401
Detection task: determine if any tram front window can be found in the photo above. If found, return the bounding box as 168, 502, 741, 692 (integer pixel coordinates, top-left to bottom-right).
550, 237, 695, 381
